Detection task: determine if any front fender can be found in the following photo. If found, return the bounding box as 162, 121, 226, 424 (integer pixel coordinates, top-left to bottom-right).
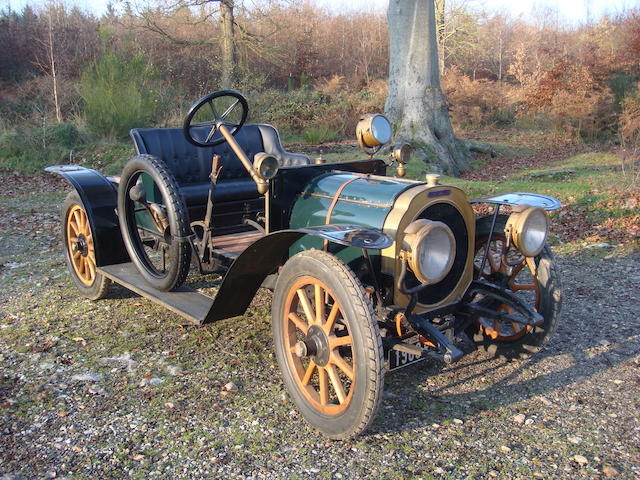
471, 192, 561, 211
204, 225, 391, 322
46, 165, 129, 267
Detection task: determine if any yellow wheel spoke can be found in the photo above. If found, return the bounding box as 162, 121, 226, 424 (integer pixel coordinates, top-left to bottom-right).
526, 256, 537, 276
318, 367, 329, 405
73, 210, 82, 231
69, 221, 79, 235
323, 303, 340, 334
330, 352, 354, 380
302, 361, 316, 386
81, 212, 89, 235
512, 283, 536, 291
314, 284, 325, 326
288, 312, 309, 335
327, 364, 346, 404
87, 259, 96, 280
296, 288, 315, 324
330, 335, 352, 349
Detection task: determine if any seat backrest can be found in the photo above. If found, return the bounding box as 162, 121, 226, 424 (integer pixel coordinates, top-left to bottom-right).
129, 124, 310, 185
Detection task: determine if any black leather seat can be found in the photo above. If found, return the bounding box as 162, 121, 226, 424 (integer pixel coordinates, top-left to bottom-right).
130, 124, 310, 206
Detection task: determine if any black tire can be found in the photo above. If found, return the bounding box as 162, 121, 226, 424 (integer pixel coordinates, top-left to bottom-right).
272, 249, 384, 439
471, 215, 562, 358
117, 154, 191, 291
62, 191, 111, 300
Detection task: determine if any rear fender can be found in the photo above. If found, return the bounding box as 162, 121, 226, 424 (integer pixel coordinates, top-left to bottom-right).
46, 165, 129, 266
204, 225, 392, 322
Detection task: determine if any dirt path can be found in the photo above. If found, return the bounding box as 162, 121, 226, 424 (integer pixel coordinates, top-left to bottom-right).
1, 175, 639, 479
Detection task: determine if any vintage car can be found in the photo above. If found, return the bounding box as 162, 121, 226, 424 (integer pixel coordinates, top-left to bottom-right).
47, 90, 562, 439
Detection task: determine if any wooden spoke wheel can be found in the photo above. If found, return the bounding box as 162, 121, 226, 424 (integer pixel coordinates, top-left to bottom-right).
62, 191, 111, 300
67, 204, 96, 286
471, 215, 562, 358
272, 250, 384, 439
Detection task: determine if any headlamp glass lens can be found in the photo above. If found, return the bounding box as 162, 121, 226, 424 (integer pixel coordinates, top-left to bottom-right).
371, 115, 392, 144
521, 208, 548, 256
418, 227, 455, 282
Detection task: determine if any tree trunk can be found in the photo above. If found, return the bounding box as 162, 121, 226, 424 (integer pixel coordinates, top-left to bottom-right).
47, 11, 62, 123
435, 0, 445, 75
219, 0, 237, 89
385, 0, 470, 176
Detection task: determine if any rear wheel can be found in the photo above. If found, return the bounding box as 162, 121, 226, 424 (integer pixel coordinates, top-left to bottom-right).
272, 250, 384, 439
62, 191, 111, 300
472, 215, 562, 358
118, 155, 191, 291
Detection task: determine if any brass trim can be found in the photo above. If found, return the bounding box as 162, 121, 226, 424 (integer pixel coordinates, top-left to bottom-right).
300, 191, 389, 209
381, 184, 476, 312
219, 124, 267, 194
323, 175, 365, 250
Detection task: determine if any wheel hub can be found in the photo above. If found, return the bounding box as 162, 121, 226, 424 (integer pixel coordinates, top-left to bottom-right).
296, 325, 330, 367
75, 234, 89, 257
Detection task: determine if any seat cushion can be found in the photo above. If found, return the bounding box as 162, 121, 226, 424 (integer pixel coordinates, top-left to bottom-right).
129, 124, 311, 208
180, 179, 259, 205
131, 126, 266, 185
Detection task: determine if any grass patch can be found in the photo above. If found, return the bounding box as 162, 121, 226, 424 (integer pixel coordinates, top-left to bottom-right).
490, 142, 537, 158
404, 148, 638, 252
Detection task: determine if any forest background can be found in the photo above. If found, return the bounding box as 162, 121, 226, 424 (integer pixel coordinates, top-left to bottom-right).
0, 0, 639, 174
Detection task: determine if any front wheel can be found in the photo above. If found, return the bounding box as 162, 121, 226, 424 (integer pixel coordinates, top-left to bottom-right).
472, 214, 562, 358
272, 250, 384, 439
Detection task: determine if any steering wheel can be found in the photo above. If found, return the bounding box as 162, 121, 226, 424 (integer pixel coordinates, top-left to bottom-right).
183, 90, 249, 147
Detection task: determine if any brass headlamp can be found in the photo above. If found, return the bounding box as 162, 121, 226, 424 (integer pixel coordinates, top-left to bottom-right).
403, 219, 456, 285
505, 205, 549, 257
390, 142, 412, 177
253, 152, 279, 194
356, 114, 392, 156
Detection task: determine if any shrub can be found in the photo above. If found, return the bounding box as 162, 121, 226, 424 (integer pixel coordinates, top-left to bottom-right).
0, 76, 81, 123
251, 85, 386, 141
302, 124, 341, 144
0, 122, 85, 173
620, 91, 640, 147
442, 71, 516, 127
80, 53, 163, 139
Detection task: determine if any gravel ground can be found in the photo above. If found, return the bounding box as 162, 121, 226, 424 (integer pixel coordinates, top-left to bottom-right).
1, 184, 639, 479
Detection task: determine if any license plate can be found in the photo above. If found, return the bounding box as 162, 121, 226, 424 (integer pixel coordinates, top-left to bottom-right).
388, 340, 428, 371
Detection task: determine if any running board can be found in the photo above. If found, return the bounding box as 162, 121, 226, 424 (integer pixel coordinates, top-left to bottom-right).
98, 263, 213, 325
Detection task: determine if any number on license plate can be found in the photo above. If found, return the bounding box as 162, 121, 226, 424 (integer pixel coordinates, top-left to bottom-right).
388, 340, 427, 371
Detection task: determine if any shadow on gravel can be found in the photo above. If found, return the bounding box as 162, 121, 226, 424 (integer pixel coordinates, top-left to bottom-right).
374, 252, 640, 435
376, 337, 637, 435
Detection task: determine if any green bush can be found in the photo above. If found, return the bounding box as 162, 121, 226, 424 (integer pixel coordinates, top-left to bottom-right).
0, 123, 86, 173
302, 124, 341, 144
80, 53, 163, 138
